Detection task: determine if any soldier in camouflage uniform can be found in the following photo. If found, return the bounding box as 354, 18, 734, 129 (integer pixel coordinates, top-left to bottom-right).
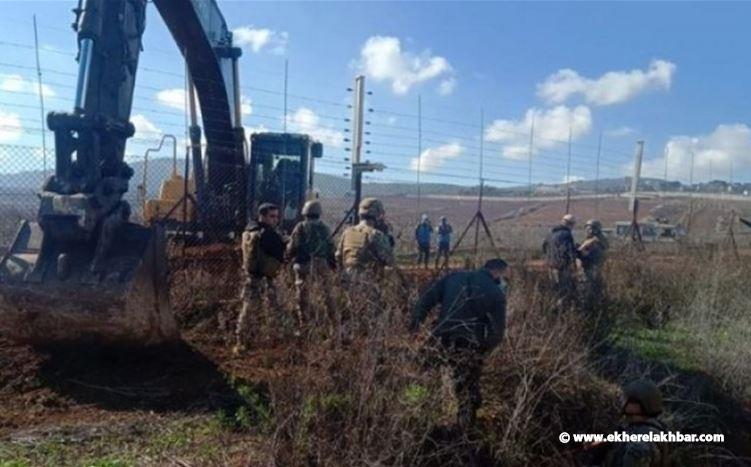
578, 219, 609, 308
542, 214, 578, 309
589, 379, 671, 467
286, 200, 337, 328
336, 197, 395, 278
336, 198, 395, 332
234, 203, 287, 355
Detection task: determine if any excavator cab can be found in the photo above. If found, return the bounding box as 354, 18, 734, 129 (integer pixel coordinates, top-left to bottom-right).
249, 133, 323, 232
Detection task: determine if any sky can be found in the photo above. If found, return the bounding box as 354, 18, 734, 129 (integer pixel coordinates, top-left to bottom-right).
1, 1, 750, 188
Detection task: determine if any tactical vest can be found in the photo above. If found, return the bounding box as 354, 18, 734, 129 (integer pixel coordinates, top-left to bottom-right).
243, 229, 283, 278
341, 224, 380, 269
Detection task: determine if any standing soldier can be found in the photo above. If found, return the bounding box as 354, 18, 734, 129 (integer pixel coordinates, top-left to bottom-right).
415, 214, 433, 269
435, 216, 453, 269
286, 200, 336, 328
588, 379, 670, 467
409, 258, 508, 431
336, 197, 395, 278
542, 214, 578, 308
578, 219, 609, 307
234, 203, 287, 355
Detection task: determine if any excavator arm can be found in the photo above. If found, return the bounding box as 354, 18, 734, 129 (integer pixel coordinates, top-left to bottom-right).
0, 0, 244, 345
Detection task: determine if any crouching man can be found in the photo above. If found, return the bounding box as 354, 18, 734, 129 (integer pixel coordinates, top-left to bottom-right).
408, 258, 508, 430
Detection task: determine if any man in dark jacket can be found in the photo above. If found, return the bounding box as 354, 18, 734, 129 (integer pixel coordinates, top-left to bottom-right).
409, 258, 508, 429
542, 214, 578, 307
234, 203, 288, 354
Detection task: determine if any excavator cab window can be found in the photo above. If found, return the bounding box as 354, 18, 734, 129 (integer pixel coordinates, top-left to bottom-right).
249, 133, 322, 232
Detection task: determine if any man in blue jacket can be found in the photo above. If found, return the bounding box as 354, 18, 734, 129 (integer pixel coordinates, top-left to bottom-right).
409, 258, 508, 429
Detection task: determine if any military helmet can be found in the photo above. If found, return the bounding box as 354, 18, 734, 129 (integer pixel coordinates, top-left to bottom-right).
622, 378, 663, 416
586, 219, 602, 231
302, 200, 322, 217
359, 197, 384, 218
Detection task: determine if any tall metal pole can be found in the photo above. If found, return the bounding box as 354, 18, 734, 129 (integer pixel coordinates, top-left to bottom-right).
417, 94, 422, 212
527, 114, 535, 201
663, 144, 670, 184
687, 149, 695, 233
479, 108, 484, 185
33, 15, 47, 178
474, 109, 484, 258
351, 75, 365, 224
283, 59, 288, 133
630, 140, 644, 214
565, 126, 573, 214
594, 131, 602, 218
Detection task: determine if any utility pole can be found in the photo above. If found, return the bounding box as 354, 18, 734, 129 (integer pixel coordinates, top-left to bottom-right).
627, 141, 645, 248
417, 94, 422, 212
33, 15, 47, 178
351, 75, 365, 223
594, 131, 602, 218
474, 109, 484, 256
565, 126, 573, 214
527, 114, 535, 201
687, 149, 695, 233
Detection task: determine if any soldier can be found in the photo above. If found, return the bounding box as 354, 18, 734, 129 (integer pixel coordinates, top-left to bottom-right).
435, 216, 453, 269
336, 197, 395, 277
415, 214, 433, 269
588, 379, 670, 467
409, 258, 508, 431
234, 203, 287, 355
286, 200, 336, 328
542, 214, 578, 308
578, 219, 609, 307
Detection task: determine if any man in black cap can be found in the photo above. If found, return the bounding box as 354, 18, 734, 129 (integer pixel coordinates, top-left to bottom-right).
409, 258, 508, 430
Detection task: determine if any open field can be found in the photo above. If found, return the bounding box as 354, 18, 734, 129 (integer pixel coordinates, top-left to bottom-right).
1, 221, 750, 465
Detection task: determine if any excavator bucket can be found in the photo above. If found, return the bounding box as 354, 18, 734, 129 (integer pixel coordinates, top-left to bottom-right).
0, 221, 178, 346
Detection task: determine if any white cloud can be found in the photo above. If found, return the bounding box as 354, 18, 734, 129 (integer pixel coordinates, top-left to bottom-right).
410, 142, 463, 172
0, 111, 23, 143
131, 114, 162, 137
537, 59, 676, 106
605, 126, 636, 138
562, 175, 585, 184
233, 26, 288, 54
285, 107, 344, 148
484, 105, 593, 160
0, 73, 56, 99
240, 96, 253, 116
386, 116, 398, 126
359, 36, 454, 95
156, 88, 187, 111
640, 124, 751, 182
156, 88, 251, 118
437, 77, 457, 96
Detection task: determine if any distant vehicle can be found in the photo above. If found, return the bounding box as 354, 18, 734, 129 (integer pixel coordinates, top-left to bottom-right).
613, 221, 685, 241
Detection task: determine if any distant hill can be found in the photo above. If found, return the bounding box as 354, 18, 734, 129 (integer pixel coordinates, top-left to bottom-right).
1, 159, 746, 202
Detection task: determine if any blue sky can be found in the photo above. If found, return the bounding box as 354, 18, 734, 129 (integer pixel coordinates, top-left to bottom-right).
1, 1, 750, 187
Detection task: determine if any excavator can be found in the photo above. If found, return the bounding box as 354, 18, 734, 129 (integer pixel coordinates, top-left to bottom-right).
0, 0, 321, 345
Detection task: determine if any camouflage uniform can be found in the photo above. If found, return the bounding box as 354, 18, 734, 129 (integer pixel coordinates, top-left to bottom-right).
336, 199, 395, 332
602, 420, 670, 467
286, 201, 337, 327
542, 215, 577, 308
578, 219, 609, 308
235, 220, 287, 350
593, 379, 670, 467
